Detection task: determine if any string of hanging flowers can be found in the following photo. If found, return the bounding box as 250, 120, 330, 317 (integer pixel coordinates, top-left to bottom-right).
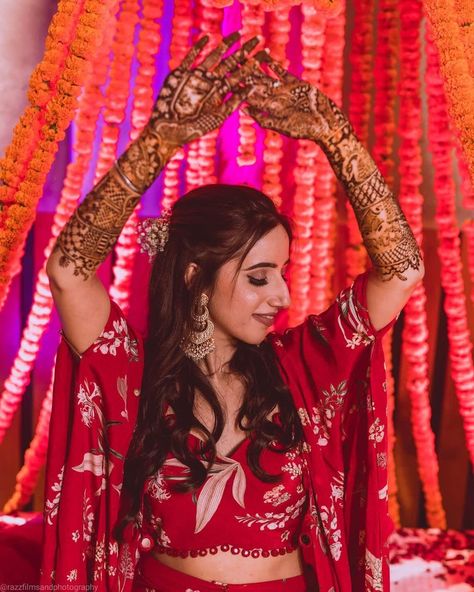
398, 0, 446, 528
0, 0, 108, 311
423, 0, 474, 185
287, 6, 325, 327
308, 2, 345, 315
425, 27, 474, 469
210, 0, 343, 15
109, 0, 164, 313
161, 0, 193, 210
344, 0, 374, 284
261, 7, 291, 210
0, 0, 118, 463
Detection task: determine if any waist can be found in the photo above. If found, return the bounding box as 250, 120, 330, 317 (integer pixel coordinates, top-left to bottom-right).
135, 551, 308, 591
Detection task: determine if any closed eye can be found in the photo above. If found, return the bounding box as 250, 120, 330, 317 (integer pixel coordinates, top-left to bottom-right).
248, 276, 268, 286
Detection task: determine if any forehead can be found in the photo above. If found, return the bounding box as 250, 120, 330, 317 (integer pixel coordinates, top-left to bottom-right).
240, 225, 290, 267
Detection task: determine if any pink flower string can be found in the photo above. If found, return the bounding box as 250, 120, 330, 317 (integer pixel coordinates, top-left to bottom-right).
425, 26, 474, 468
287, 6, 326, 327
398, 0, 446, 528
110, 0, 164, 314
195, 0, 224, 186
161, 0, 192, 210
237, 2, 264, 167
261, 6, 291, 210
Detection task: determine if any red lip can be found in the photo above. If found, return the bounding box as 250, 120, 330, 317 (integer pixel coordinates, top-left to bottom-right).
253, 314, 276, 327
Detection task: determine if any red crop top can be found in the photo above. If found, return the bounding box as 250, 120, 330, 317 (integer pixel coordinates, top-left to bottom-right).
138, 408, 311, 559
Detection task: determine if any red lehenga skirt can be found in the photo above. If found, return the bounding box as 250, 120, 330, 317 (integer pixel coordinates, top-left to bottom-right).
132, 553, 309, 592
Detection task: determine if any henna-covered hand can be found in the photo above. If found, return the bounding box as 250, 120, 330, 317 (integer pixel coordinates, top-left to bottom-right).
244, 51, 347, 145
246, 52, 423, 282
53, 33, 260, 281
117, 32, 261, 193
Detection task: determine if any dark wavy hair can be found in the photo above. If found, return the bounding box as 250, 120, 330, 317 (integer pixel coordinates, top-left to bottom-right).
114, 184, 305, 540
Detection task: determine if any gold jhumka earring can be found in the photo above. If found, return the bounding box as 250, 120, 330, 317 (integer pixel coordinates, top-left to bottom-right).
180, 293, 216, 361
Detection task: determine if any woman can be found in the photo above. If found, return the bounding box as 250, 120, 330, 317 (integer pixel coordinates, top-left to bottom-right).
41, 32, 424, 592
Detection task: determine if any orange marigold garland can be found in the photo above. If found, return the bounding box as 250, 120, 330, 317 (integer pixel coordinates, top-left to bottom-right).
423, 0, 474, 185
426, 27, 474, 468
0, 0, 108, 311
398, 0, 445, 528
0, 2, 118, 452
211, 0, 343, 15
344, 0, 374, 284
109, 0, 164, 313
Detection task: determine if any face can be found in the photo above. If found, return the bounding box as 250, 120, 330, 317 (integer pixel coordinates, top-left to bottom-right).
207, 225, 291, 347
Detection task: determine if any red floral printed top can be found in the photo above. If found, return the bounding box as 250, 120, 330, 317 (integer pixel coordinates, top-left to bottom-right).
139, 406, 310, 558
40, 270, 397, 591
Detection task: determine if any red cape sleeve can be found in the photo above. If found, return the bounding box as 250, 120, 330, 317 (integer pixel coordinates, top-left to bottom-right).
268, 270, 398, 592
40, 298, 144, 591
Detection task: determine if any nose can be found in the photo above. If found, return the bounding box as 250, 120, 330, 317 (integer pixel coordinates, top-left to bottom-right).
268, 275, 291, 310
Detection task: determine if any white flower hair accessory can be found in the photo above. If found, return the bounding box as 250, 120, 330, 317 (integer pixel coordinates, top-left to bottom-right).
137, 207, 172, 259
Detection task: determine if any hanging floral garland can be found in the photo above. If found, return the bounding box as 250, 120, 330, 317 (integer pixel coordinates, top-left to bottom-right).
287, 6, 325, 327
308, 1, 345, 315
398, 0, 446, 528
0, 0, 108, 311
425, 27, 474, 469
261, 7, 291, 209
237, 2, 265, 167
344, 0, 374, 285
423, 0, 474, 185
196, 0, 225, 186
211, 0, 343, 15
0, 0, 118, 467
161, 0, 193, 210
109, 0, 164, 313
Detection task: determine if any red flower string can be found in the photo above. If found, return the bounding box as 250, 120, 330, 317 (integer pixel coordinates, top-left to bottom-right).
398, 0, 446, 528
308, 3, 345, 315
425, 26, 474, 468
344, 0, 374, 284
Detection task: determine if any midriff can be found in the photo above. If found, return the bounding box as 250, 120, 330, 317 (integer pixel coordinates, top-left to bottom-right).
150, 546, 305, 584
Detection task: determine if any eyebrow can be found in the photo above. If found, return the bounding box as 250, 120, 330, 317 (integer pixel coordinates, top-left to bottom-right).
243, 260, 290, 271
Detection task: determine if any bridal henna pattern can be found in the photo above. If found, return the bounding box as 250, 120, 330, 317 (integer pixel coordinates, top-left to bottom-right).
246, 52, 422, 282
54, 33, 259, 280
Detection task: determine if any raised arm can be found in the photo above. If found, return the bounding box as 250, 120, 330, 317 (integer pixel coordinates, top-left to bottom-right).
46, 33, 259, 354
245, 52, 424, 330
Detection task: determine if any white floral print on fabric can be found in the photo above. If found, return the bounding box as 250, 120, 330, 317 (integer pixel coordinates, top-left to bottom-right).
336, 284, 375, 349
146, 469, 171, 502
77, 379, 102, 428
308, 380, 348, 447
263, 484, 291, 507
92, 317, 139, 361
45, 465, 63, 526
365, 548, 383, 591
316, 472, 345, 562
161, 456, 246, 533
368, 417, 385, 444
235, 494, 307, 536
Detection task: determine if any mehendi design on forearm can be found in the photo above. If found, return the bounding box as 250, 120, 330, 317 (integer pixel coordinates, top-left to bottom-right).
52, 33, 259, 281
246, 52, 422, 282
322, 122, 422, 281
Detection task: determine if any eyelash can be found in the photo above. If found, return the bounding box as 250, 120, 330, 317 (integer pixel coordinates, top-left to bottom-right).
248, 273, 289, 287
